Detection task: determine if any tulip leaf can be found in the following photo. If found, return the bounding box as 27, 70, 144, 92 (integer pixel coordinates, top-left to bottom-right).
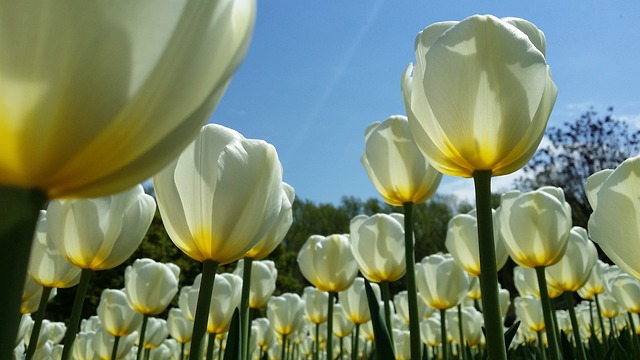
223, 308, 242, 360
504, 321, 521, 349
364, 279, 394, 360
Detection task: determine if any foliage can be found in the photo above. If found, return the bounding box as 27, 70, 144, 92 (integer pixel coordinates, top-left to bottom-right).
515, 107, 640, 228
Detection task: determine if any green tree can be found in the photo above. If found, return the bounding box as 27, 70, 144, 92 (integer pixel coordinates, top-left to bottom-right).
515, 107, 640, 228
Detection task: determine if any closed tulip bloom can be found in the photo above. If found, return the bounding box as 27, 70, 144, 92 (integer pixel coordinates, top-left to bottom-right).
514, 266, 563, 299
499, 187, 572, 268
601, 264, 624, 295
445, 209, 508, 276
205, 273, 242, 334
402, 15, 556, 177
124, 258, 180, 315
0, 0, 256, 198
252, 318, 275, 352
47, 185, 155, 271
302, 287, 329, 324
28, 211, 81, 288
97, 288, 143, 337
167, 308, 193, 344
80, 316, 102, 333
610, 273, 640, 314
420, 317, 441, 347
332, 304, 355, 338
71, 331, 97, 360
515, 296, 545, 332
244, 183, 295, 259
598, 293, 620, 319
21, 274, 56, 314
447, 306, 484, 347
545, 227, 598, 292
339, 278, 381, 324
16, 314, 33, 348
93, 328, 137, 360
267, 293, 304, 336
297, 234, 358, 293
361, 115, 442, 206
233, 259, 277, 309
586, 157, 640, 279
393, 330, 412, 360
416, 253, 469, 310
178, 285, 197, 321
154, 124, 284, 265
578, 260, 608, 300
349, 213, 406, 283
394, 290, 433, 324
142, 318, 169, 349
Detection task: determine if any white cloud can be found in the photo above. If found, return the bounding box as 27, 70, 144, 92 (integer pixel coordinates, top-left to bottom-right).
618, 113, 640, 129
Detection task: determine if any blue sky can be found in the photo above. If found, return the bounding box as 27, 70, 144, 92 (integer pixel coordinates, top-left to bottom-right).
210, 1, 640, 205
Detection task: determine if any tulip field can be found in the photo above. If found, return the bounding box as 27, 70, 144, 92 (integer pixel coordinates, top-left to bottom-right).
3, 3, 640, 360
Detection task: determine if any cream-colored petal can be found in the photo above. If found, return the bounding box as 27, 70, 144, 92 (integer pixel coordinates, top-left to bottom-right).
584, 169, 614, 211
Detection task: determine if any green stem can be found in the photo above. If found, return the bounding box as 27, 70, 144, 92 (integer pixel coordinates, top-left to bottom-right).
594, 293, 608, 347
218, 336, 224, 360
440, 309, 448, 360
111, 335, 121, 360
136, 314, 150, 360
326, 291, 335, 360
180, 342, 185, 360
314, 322, 319, 360
191, 260, 219, 360
61, 268, 94, 360
240, 257, 254, 360
352, 323, 360, 360
144, 348, 150, 360
472, 170, 507, 360
339, 336, 343, 359
564, 292, 586, 360
457, 304, 467, 360
534, 266, 561, 360
381, 281, 394, 346
0, 186, 46, 359
281, 334, 288, 360
537, 330, 548, 360
206, 332, 216, 360
403, 201, 422, 360
25, 286, 53, 360
627, 312, 640, 359
588, 300, 594, 333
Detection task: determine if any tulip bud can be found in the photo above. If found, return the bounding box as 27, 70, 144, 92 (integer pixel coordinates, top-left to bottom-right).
124, 258, 180, 315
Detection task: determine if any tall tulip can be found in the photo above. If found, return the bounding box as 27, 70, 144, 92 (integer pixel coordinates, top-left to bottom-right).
349, 212, 405, 335
124, 258, 179, 360
267, 293, 305, 360
205, 273, 242, 336
233, 260, 278, 311
298, 234, 357, 360
499, 186, 571, 359
445, 209, 508, 277
586, 157, 640, 279
339, 278, 381, 325
403, 15, 557, 360
545, 227, 598, 293
361, 114, 442, 358
25, 210, 81, 360
167, 308, 193, 358
0, 2, 256, 353
47, 184, 155, 359
416, 253, 469, 359
153, 124, 285, 358
97, 288, 144, 359
544, 227, 596, 360
235, 257, 281, 360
